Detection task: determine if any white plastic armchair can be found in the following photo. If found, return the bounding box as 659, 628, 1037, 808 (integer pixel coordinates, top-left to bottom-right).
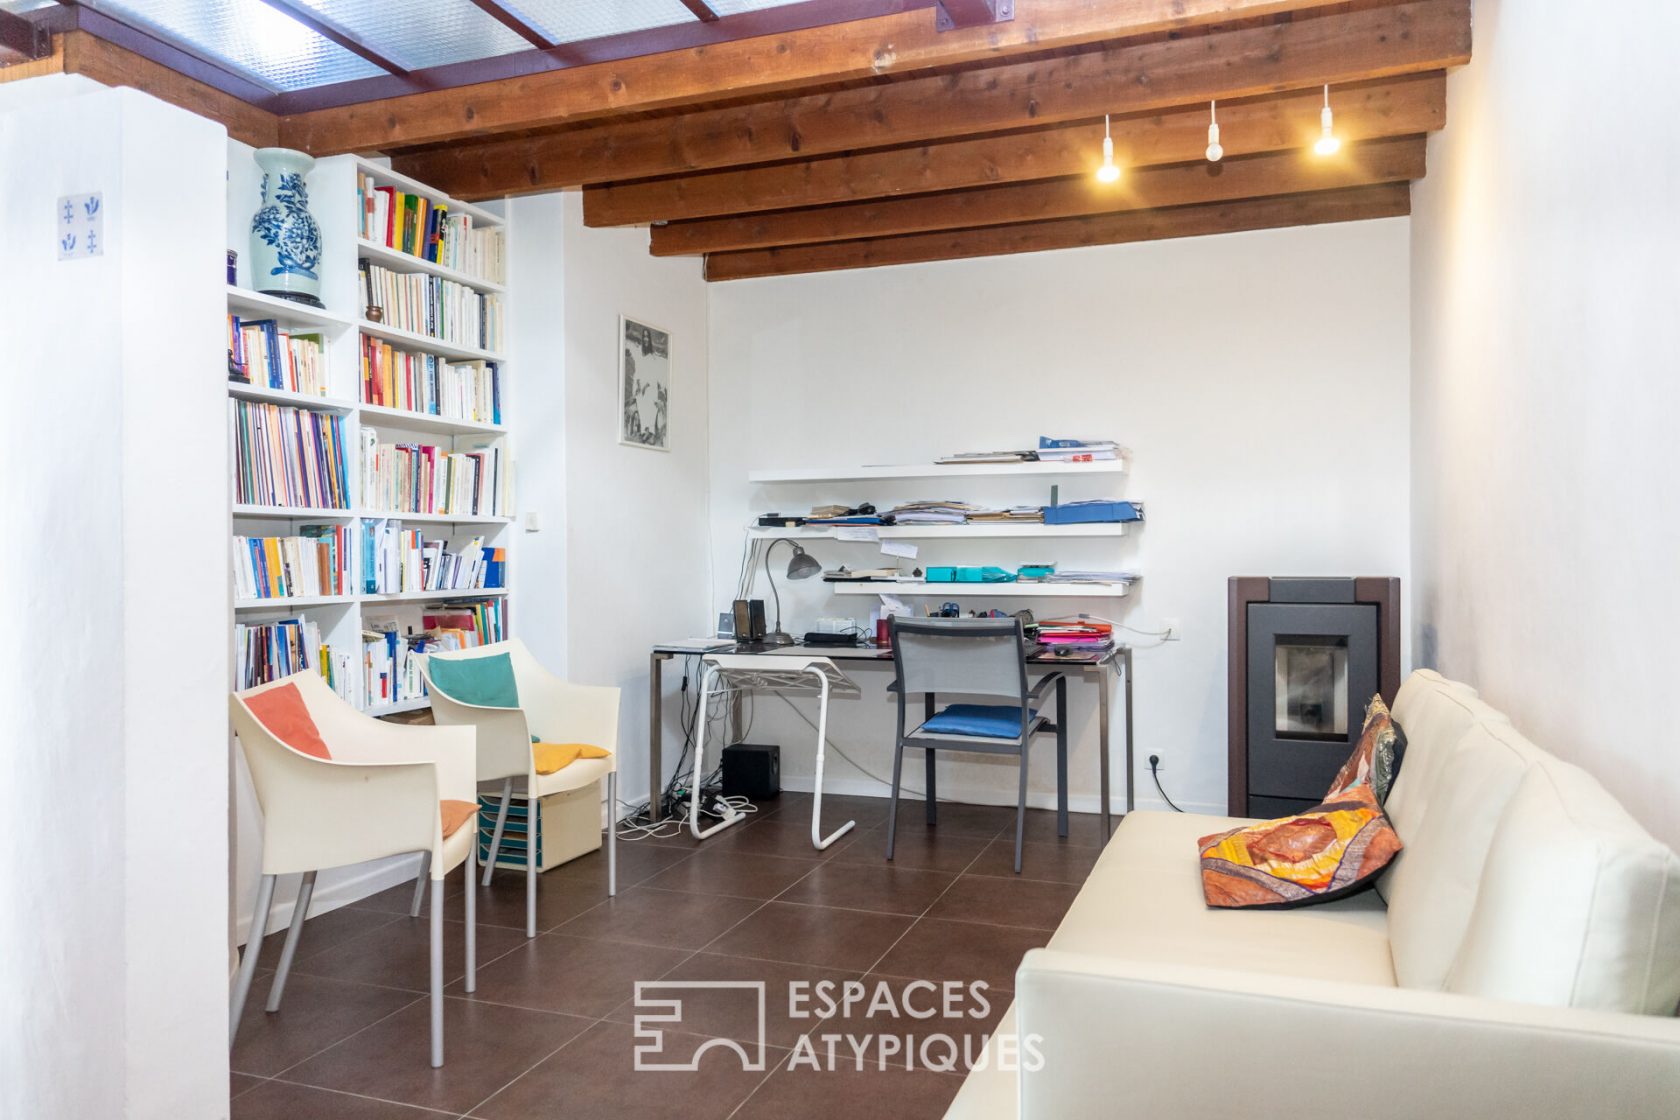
416, 638, 620, 939
229, 670, 478, 1068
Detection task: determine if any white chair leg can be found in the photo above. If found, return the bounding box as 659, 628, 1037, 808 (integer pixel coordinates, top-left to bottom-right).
430, 876, 444, 1068
409, 851, 430, 917
807, 670, 855, 850
265, 870, 316, 1012
607, 770, 618, 897
483, 778, 513, 887
230, 873, 275, 1046
688, 665, 745, 840
526, 790, 538, 939
464, 846, 477, 994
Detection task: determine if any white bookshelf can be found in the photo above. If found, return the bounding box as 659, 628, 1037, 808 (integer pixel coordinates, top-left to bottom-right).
225, 145, 515, 718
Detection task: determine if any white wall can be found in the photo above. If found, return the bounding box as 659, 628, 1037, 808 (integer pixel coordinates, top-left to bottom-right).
708, 220, 1413, 814
1411, 0, 1680, 850
0, 79, 228, 1120
510, 191, 712, 812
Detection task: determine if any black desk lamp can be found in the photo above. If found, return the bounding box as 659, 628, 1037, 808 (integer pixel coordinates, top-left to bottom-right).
764, 538, 821, 646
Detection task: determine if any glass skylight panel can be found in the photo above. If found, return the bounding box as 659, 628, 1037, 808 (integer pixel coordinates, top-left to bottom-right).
293, 0, 532, 71
706, 0, 818, 14
92, 0, 384, 91
501, 0, 699, 46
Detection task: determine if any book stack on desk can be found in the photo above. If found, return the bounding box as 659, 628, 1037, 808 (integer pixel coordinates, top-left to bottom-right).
1036, 619, 1115, 657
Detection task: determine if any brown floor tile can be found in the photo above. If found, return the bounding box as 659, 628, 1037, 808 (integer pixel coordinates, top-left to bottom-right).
233, 1079, 456, 1118
810, 973, 1007, 1074
604, 952, 860, 1049
294, 915, 530, 993
709, 819, 858, 861
731, 1061, 961, 1119
760, 793, 893, 830
545, 838, 694, 891
556, 886, 764, 950
230, 1073, 266, 1100
925, 875, 1079, 931
703, 902, 912, 972
893, 799, 1017, 838
446, 932, 689, 1018
831, 825, 989, 874
470, 1019, 780, 1120
774, 861, 956, 916
870, 917, 1049, 994
967, 837, 1102, 884
1020, 807, 1118, 848
257, 905, 403, 970
641, 849, 819, 900
233, 971, 421, 1077
466, 870, 615, 933
347, 874, 460, 917
284, 997, 591, 1114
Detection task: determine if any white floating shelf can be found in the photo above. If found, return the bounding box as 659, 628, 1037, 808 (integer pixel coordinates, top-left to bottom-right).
227, 382, 356, 412
828, 582, 1131, 598
226, 285, 354, 329
234, 594, 356, 612
748, 523, 1127, 540
367, 697, 431, 718
364, 588, 508, 602
356, 238, 507, 294
361, 509, 512, 525
358, 402, 505, 437
749, 461, 1126, 483
359, 319, 504, 364
232, 504, 355, 521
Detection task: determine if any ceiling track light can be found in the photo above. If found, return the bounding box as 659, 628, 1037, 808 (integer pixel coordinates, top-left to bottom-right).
1314, 83, 1341, 156
1205, 100, 1223, 162
1096, 113, 1121, 183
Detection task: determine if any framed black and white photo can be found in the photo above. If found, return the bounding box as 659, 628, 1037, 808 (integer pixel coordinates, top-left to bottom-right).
618, 315, 671, 451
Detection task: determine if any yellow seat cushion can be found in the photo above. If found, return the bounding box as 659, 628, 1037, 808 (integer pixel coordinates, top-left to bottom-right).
532, 742, 611, 775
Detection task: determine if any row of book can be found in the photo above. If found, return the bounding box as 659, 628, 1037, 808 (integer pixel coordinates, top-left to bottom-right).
360, 429, 509, 519
229, 316, 327, 396
356, 173, 506, 284
234, 617, 352, 702
362, 519, 507, 594
233, 525, 352, 600
362, 601, 506, 710
361, 335, 502, 424
231, 399, 352, 510
360, 260, 505, 355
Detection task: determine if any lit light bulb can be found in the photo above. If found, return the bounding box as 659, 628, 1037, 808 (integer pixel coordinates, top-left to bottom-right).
1205, 100, 1223, 162
1314, 84, 1340, 156
1096, 114, 1121, 183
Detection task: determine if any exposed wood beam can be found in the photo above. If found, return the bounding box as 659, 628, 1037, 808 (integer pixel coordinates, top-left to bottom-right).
255, 0, 411, 77
0, 9, 51, 65
677, 0, 722, 22
286, 0, 1355, 154
401, 0, 1469, 200
585, 73, 1445, 226
27, 29, 280, 147
467, 0, 556, 50
704, 182, 1411, 279
938, 0, 1011, 30
652, 134, 1425, 255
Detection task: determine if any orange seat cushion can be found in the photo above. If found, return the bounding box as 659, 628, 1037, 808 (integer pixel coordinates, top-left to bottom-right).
532, 742, 611, 775
244, 681, 332, 760
440, 799, 477, 840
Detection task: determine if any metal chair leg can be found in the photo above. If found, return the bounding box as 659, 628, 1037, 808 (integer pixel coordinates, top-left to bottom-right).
885, 741, 906, 861
483, 778, 513, 887
925, 747, 938, 826
266, 870, 316, 1012
230, 873, 275, 1045
409, 851, 430, 917
1014, 750, 1030, 874
607, 770, 618, 897
430, 876, 444, 1068
464, 846, 476, 995
527, 786, 538, 939
1056, 677, 1070, 839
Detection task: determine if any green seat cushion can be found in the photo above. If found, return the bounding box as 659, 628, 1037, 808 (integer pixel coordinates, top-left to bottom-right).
429, 652, 519, 709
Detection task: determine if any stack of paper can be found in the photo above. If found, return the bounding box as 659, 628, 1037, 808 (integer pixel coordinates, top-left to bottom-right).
967, 506, 1044, 523
1041, 569, 1138, 584
1037, 437, 1122, 462
888, 500, 995, 525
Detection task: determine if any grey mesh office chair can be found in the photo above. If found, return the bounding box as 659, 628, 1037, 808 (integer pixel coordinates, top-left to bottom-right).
886, 616, 1068, 873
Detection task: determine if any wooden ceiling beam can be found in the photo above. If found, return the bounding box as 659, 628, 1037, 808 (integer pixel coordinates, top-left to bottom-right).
704, 182, 1412, 280
283, 0, 1359, 155
398, 0, 1468, 200
652, 135, 1425, 255
585, 72, 1445, 226
0, 9, 51, 65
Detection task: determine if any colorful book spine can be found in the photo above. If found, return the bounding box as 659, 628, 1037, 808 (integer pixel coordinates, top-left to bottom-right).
230, 399, 351, 509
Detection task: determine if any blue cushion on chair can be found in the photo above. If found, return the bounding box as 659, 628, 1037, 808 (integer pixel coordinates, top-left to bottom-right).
919, 703, 1038, 738
428, 652, 519, 709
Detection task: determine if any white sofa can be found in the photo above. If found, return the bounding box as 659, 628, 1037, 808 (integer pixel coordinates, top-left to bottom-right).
946, 670, 1680, 1119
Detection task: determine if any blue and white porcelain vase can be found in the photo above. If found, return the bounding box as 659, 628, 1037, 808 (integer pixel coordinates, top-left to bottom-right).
250, 147, 323, 308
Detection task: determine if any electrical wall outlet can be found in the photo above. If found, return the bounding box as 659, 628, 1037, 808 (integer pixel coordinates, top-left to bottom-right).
1162, 617, 1182, 641
525, 511, 542, 532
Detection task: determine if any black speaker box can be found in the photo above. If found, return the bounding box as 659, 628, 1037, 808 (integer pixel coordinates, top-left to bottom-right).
720, 742, 780, 800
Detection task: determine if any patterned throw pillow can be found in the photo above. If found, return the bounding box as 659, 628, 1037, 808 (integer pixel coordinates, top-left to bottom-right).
1327, 693, 1407, 804
1198, 785, 1403, 909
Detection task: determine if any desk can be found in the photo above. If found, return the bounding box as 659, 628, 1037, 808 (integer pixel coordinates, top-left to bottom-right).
646, 641, 1134, 834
